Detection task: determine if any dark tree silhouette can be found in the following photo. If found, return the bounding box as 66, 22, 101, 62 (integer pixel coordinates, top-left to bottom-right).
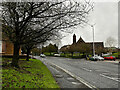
2, 1, 93, 67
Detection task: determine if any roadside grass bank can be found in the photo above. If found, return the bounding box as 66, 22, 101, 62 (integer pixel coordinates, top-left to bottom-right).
2, 58, 60, 88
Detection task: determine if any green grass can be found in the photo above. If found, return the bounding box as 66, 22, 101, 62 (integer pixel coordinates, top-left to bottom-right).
104, 52, 120, 58
44, 52, 56, 56
2, 58, 60, 88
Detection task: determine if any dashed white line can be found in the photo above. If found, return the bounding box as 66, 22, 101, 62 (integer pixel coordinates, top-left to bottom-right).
100, 74, 120, 83
82, 68, 92, 72
71, 82, 80, 85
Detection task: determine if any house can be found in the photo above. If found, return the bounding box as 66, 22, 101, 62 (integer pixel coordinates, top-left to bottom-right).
0, 33, 21, 55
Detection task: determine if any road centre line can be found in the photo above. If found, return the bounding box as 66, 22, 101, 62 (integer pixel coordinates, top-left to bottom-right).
100, 74, 120, 83
82, 68, 92, 72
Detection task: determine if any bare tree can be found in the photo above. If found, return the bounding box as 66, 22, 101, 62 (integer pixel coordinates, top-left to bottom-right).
105, 36, 117, 48
105, 36, 117, 53
2, 1, 93, 67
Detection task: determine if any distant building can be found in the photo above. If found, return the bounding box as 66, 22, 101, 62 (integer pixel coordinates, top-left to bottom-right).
60, 34, 104, 54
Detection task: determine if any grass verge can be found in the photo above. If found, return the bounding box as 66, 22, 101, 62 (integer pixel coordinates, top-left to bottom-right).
2, 58, 60, 88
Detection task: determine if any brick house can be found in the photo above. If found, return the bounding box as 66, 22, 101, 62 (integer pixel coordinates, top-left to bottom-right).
0, 34, 21, 55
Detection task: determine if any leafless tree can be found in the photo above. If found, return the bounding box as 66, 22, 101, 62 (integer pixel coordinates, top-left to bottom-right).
105, 36, 117, 53
105, 36, 117, 48
2, 1, 93, 67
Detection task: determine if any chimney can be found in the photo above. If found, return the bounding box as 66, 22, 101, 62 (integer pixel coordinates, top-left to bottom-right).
73, 34, 76, 44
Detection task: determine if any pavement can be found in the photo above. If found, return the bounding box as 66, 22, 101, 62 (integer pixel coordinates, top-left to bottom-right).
34, 56, 120, 89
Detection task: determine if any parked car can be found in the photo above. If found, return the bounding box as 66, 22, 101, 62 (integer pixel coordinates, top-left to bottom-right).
40, 54, 46, 58
96, 56, 104, 61
54, 54, 60, 57
104, 56, 116, 61
90, 55, 104, 61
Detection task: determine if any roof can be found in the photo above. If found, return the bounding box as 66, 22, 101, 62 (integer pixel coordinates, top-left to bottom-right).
76, 37, 85, 44
60, 45, 71, 48
86, 42, 103, 44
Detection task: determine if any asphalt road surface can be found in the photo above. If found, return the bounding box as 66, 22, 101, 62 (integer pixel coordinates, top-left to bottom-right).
35, 56, 120, 89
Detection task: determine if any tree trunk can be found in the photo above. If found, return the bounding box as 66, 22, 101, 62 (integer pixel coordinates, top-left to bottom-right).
26, 49, 30, 61
11, 43, 20, 68
72, 52, 73, 56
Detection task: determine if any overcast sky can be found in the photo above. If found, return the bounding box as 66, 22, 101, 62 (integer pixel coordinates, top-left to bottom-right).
60, 0, 118, 48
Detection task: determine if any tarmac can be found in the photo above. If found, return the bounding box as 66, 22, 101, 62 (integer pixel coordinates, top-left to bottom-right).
39, 57, 93, 90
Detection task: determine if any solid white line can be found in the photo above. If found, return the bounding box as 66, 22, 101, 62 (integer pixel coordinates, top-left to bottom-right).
50, 62, 98, 90
50, 66, 60, 73
100, 74, 120, 83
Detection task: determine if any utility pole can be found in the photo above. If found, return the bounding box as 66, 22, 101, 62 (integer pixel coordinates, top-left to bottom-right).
91, 25, 95, 56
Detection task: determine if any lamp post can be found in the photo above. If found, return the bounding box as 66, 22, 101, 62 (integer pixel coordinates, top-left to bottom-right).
85, 22, 96, 56
91, 25, 95, 56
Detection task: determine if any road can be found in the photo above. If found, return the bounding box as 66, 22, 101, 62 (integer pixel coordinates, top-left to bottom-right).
35, 56, 120, 89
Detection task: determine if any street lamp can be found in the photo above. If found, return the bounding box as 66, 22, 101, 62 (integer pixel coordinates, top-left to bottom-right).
91, 25, 95, 56
86, 23, 96, 56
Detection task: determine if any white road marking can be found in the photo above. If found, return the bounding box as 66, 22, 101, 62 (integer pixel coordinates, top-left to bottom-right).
67, 77, 75, 80
50, 62, 98, 90
50, 66, 60, 73
100, 74, 120, 83
82, 68, 92, 72
95, 70, 109, 73
71, 82, 80, 85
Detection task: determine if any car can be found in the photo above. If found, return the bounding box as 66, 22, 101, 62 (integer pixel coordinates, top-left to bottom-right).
89, 56, 96, 61
40, 54, 46, 58
90, 55, 104, 61
97, 56, 104, 61
104, 56, 116, 61
54, 54, 60, 57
